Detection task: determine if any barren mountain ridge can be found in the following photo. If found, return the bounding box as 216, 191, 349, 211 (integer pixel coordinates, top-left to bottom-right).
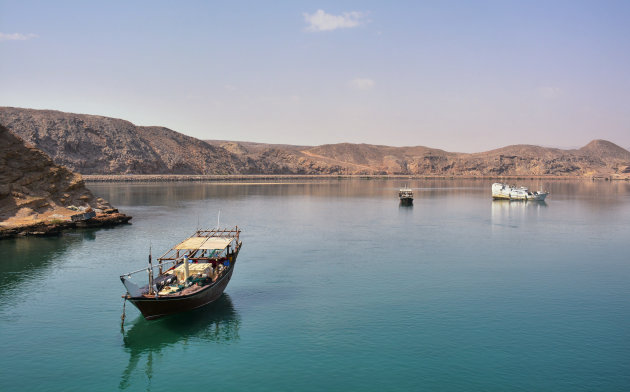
1, 107, 629, 177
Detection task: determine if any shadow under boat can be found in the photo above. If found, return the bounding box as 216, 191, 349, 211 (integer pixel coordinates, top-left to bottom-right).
119, 293, 240, 390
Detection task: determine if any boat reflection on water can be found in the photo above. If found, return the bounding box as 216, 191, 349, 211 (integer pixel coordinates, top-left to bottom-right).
119, 294, 239, 390
491, 199, 547, 230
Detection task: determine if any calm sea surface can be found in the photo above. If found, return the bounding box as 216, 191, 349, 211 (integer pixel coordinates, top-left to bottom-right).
1, 179, 629, 391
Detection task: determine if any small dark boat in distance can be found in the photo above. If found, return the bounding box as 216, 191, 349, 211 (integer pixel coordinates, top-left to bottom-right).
120, 227, 242, 320
399, 186, 413, 205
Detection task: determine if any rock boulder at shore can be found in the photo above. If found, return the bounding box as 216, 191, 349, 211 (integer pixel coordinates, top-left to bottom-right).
0, 125, 131, 238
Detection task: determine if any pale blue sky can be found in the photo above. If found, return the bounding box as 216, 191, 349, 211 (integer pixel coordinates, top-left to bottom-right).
1, 1, 629, 152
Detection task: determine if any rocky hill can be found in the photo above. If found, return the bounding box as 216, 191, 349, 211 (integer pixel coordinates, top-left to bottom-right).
0, 125, 130, 237
0, 107, 246, 174
206, 140, 630, 177
2, 107, 629, 177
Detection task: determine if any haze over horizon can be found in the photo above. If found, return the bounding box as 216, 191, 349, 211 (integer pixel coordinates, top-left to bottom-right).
1, 1, 629, 152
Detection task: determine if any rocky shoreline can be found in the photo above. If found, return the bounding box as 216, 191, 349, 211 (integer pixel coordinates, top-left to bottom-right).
0, 210, 131, 239
82, 174, 630, 182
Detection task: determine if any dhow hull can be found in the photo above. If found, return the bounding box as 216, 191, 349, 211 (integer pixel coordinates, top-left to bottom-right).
128, 265, 235, 320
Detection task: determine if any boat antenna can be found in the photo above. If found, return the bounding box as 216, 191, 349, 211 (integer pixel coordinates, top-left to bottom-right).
148, 242, 154, 295
217, 210, 221, 229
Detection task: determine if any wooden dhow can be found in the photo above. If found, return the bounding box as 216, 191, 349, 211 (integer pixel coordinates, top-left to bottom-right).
120, 227, 242, 320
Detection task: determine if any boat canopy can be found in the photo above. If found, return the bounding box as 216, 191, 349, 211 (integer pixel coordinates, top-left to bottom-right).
174, 236, 234, 251
154, 227, 241, 262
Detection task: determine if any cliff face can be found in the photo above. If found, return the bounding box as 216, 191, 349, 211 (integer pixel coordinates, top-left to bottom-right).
0, 125, 127, 232
2, 107, 630, 177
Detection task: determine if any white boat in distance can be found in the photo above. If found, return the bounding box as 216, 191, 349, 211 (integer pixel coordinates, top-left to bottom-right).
492, 183, 549, 201
399, 186, 413, 205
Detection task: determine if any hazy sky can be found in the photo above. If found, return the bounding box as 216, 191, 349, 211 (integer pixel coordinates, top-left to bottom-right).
1, 1, 629, 152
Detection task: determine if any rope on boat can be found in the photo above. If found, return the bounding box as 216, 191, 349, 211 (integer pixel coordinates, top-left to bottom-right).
121, 296, 127, 331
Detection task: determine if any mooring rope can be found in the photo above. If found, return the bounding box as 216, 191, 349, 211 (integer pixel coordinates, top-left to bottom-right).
120, 297, 127, 331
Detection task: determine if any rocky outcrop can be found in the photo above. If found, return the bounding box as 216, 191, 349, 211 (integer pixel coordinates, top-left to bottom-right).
2, 107, 629, 178
0, 125, 130, 238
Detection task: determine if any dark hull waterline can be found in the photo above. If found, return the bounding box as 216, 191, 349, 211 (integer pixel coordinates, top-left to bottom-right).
128, 263, 235, 320
399, 198, 413, 205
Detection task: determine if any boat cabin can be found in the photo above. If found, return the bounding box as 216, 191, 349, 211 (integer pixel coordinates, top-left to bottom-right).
121, 228, 241, 299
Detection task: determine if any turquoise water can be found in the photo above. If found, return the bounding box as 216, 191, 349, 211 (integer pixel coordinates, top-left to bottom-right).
1, 179, 629, 391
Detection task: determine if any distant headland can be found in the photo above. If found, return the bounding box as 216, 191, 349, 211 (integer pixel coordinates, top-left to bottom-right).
1, 106, 629, 179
